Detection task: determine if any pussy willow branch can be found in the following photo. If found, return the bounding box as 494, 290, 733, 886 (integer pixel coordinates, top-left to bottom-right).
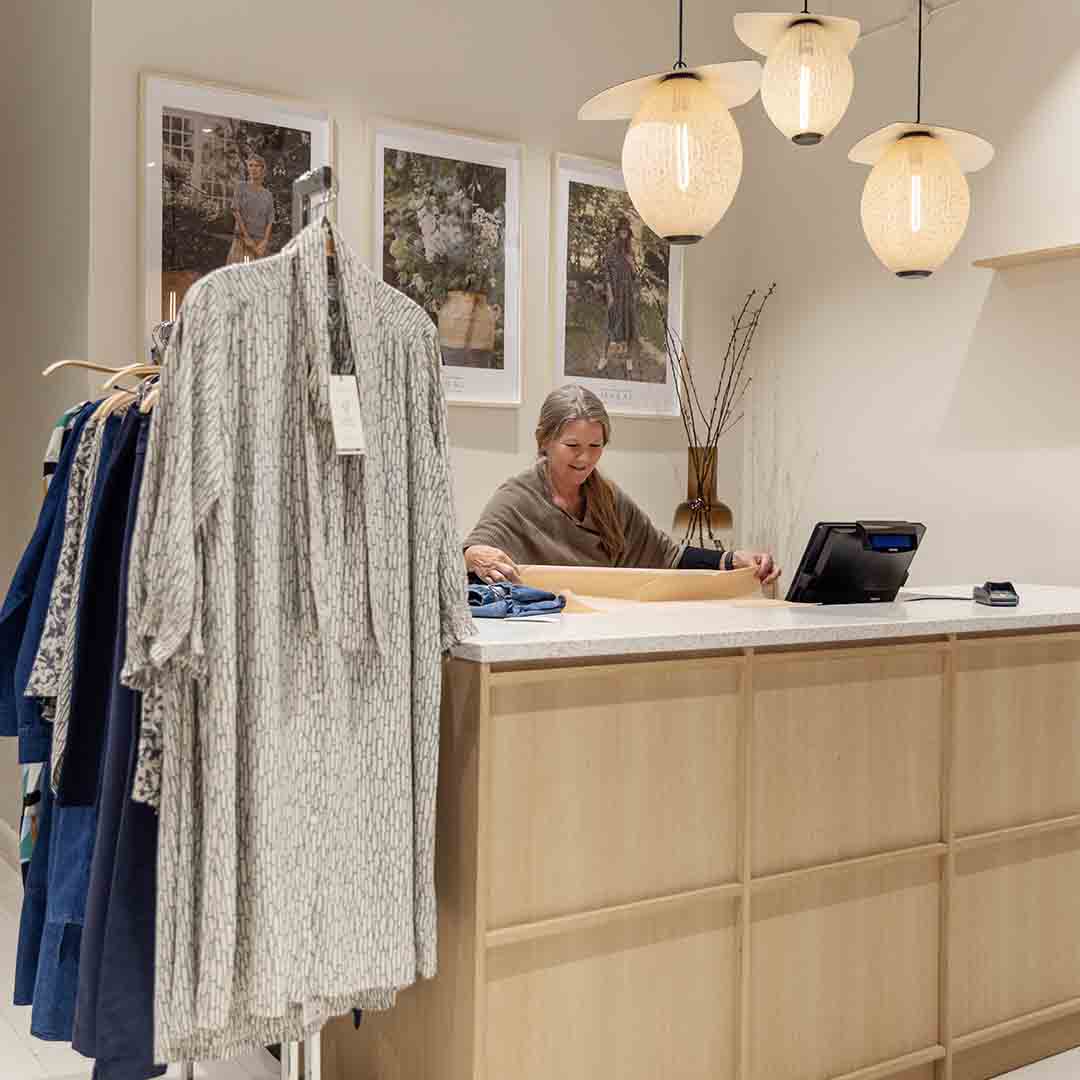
658, 284, 776, 541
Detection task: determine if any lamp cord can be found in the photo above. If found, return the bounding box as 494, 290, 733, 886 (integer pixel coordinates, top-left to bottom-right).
916, 0, 923, 122
674, 0, 687, 68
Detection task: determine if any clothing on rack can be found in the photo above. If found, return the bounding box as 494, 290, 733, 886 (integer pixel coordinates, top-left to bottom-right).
121, 220, 473, 1061
73, 410, 165, 1079
2, 216, 474, 1073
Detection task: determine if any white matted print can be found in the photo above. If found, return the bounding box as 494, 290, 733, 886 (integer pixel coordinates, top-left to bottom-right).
140, 74, 331, 345
554, 155, 684, 418
375, 123, 522, 407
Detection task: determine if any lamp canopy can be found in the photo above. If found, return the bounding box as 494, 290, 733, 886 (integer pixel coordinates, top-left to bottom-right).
578, 61, 761, 121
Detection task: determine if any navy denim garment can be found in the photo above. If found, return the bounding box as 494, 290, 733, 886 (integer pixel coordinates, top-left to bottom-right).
0, 402, 97, 763
75, 414, 165, 1079
60, 408, 141, 808
467, 581, 566, 619
14, 761, 54, 1006
8, 405, 96, 1010
27, 414, 120, 1041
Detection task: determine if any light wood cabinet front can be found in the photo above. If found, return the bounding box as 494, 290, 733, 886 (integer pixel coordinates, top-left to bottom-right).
324, 633, 1080, 1080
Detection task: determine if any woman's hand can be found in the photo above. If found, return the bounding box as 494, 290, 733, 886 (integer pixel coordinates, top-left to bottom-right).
733, 549, 781, 584
465, 545, 521, 585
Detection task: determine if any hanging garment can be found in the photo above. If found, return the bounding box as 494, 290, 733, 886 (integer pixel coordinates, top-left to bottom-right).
28, 413, 121, 794
27, 414, 121, 1041
60, 408, 142, 807
0, 402, 96, 766
1, 404, 96, 1011
122, 221, 474, 1061
42, 402, 90, 490
73, 411, 166, 1080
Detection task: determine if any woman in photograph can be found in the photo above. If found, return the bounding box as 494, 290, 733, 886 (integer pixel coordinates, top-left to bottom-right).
228, 153, 275, 264
600, 215, 639, 374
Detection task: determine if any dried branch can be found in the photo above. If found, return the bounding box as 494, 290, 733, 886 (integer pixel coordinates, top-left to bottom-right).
658, 284, 777, 547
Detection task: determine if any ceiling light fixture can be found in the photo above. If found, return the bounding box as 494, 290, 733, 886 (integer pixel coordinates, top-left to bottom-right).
849, 0, 993, 278
578, 0, 761, 245
734, 3, 860, 146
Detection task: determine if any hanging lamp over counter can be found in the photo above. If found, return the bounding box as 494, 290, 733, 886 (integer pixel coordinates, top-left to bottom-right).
849, 0, 993, 278
578, 0, 761, 245
734, 3, 860, 146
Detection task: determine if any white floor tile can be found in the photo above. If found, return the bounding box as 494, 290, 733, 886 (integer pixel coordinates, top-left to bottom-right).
1000, 1047, 1080, 1078
0, 1010, 55, 1080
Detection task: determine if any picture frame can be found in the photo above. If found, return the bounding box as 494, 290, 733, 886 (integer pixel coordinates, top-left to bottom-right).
553, 154, 685, 419
375, 122, 523, 407
139, 73, 332, 347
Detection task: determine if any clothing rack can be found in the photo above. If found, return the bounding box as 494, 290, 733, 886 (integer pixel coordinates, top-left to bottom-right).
292, 165, 335, 233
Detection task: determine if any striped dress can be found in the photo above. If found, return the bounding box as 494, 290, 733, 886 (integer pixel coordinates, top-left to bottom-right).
122, 221, 474, 1061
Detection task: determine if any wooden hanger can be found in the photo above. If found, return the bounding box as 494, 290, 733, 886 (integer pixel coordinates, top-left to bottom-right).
92, 389, 137, 421
139, 385, 160, 414
102, 363, 160, 391
42, 359, 126, 378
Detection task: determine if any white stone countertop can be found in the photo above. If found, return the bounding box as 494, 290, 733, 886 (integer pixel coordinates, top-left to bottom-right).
450, 584, 1080, 664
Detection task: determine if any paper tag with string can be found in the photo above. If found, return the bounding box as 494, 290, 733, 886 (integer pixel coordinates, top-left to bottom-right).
329, 375, 366, 455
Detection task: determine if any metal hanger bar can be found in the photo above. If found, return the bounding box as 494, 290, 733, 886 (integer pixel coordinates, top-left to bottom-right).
305, 1032, 322, 1080
280, 1040, 300, 1080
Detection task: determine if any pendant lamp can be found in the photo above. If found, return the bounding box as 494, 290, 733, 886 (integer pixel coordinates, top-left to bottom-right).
578, 0, 761, 245
849, 0, 993, 278
734, 4, 860, 146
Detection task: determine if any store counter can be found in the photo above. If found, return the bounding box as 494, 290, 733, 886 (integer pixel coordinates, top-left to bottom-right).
325, 584, 1080, 1080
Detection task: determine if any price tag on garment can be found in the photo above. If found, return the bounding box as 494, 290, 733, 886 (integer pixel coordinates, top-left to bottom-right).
329, 375, 366, 456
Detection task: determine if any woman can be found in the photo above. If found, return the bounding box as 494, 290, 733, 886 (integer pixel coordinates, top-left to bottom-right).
600, 215, 638, 374
464, 385, 780, 586
227, 154, 275, 264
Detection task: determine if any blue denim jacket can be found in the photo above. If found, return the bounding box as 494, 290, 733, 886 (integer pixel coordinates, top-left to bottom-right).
467, 581, 566, 619
0, 402, 96, 763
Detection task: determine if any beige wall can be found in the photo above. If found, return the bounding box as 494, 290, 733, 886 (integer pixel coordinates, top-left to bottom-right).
0, 1, 92, 840
740, 0, 1080, 589
88, 0, 751, 541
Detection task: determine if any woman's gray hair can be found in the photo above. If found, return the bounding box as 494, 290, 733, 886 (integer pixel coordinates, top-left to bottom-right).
535, 385, 624, 561
534, 385, 612, 455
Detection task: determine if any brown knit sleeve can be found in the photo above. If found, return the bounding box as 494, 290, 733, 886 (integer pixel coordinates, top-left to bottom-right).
462, 479, 533, 564
613, 483, 683, 568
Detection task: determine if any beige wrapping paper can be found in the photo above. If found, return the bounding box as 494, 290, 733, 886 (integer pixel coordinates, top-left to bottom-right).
518, 564, 760, 602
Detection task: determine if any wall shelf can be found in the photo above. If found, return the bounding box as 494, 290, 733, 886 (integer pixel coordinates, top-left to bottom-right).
973, 242, 1080, 269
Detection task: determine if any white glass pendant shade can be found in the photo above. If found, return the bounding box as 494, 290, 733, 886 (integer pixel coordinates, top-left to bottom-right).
760, 20, 854, 145
621, 74, 743, 244
860, 134, 970, 278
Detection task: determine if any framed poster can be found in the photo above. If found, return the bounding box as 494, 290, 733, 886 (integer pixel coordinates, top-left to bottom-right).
140, 73, 332, 344
375, 122, 522, 407
554, 154, 684, 418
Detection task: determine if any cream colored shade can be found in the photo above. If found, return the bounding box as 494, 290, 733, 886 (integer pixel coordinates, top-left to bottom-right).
860, 134, 970, 277
578, 60, 762, 120
760, 20, 855, 144
621, 74, 744, 244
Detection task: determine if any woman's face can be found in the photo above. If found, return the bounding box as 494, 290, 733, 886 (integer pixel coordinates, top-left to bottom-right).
247, 159, 266, 183
618, 224, 630, 243
545, 419, 606, 488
